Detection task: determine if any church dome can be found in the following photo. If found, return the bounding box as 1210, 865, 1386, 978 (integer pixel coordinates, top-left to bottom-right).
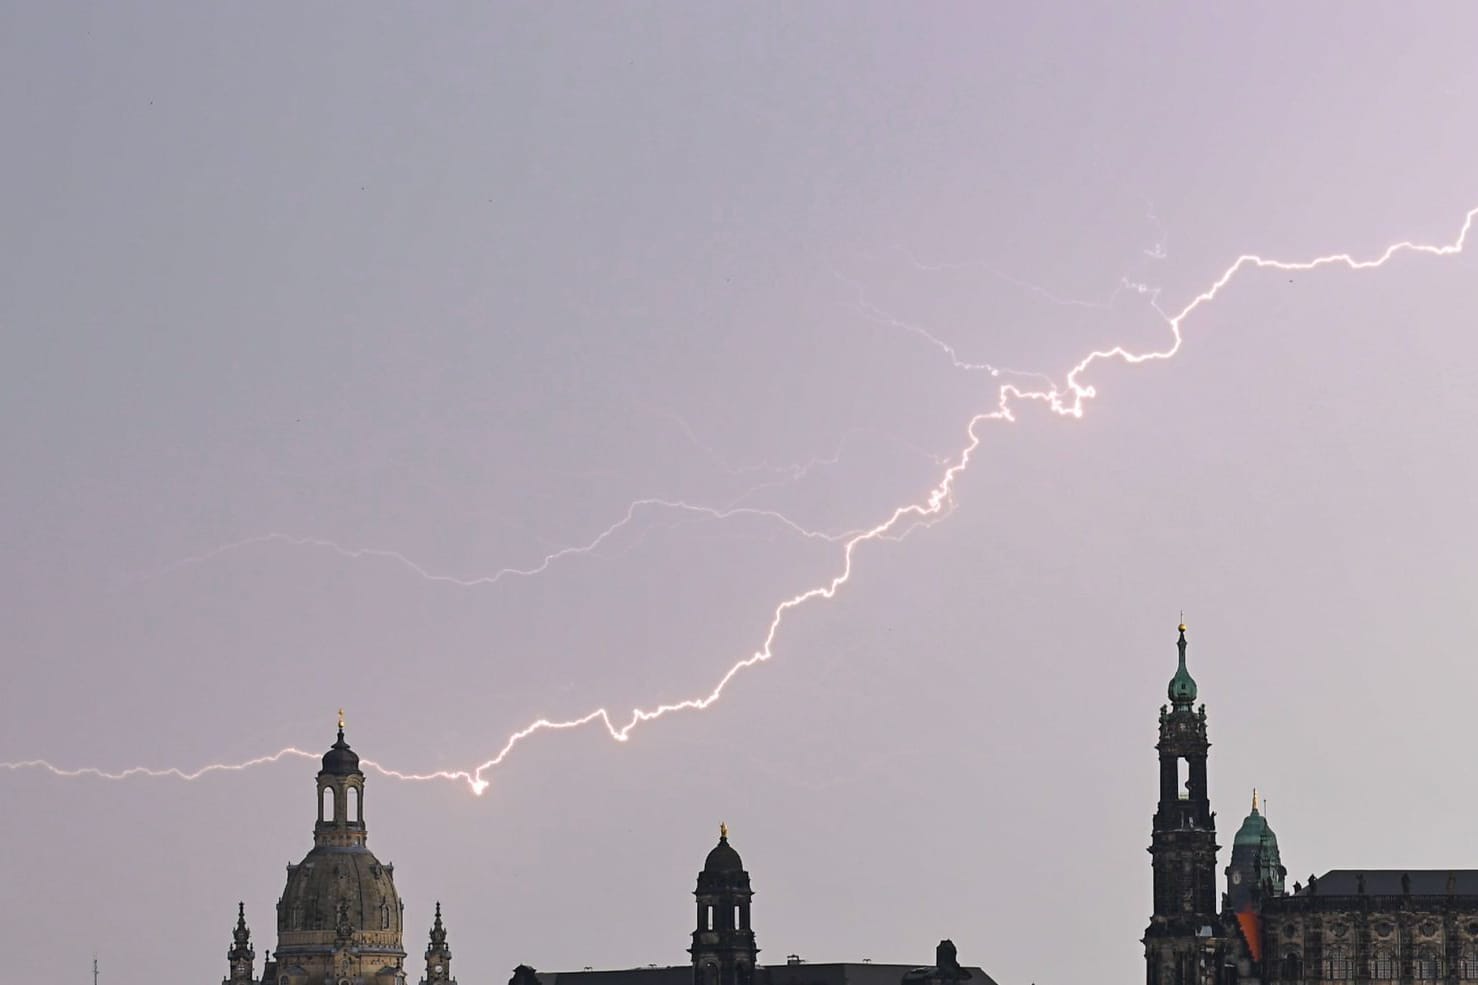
322, 727, 361, 776
274, 723, 407, 981
277, 843, 403, 938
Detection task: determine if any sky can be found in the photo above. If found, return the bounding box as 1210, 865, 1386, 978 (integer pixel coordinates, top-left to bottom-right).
2, 5, 1477, 984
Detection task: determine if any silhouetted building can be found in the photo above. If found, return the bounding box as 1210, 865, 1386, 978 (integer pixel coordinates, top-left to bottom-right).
691, 823, 759, 985
1142, 625, 1478, 985
537, 829, 999, 985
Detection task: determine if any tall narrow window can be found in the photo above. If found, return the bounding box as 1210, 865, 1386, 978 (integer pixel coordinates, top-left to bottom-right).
322, 786, 335, 822
1177, 758, 1189, 800
706, 906, 714, 931
1325, 945, 1352, 980
348, 786, 361, 823
735, 905, 743, 930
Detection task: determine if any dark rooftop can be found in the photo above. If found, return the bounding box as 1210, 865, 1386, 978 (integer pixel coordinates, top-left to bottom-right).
539, 962, 999, 985
1294, 870, 1478, 897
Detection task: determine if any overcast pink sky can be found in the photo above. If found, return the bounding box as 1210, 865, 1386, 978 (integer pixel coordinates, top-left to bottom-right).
3, 6, 1478, 984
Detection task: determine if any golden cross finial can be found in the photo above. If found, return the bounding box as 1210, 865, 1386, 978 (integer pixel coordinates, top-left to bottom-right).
720, 821, 729, 839
1252, 787, 1260, 812
338, 708, 345, 730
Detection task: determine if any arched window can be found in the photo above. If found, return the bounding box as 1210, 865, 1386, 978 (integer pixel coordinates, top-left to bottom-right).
321, 786, 335, 822
1371, 949, 1395, 979
348, 786, 361, 823
1325, 944, 1353, 980
706, 906, 714, 931
1461, 945, 1478, 979
1281, 951, 1302, 979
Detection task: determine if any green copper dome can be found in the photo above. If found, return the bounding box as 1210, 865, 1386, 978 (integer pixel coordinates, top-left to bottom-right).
1168, 624, 1197, 706
1234, 793, 1273, 848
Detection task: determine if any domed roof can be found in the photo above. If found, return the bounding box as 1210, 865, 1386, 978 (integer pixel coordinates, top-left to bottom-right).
1168, 624, 1198, 706
1233, 791, 1278, 849
277, 844, 402, 940
704, 830, 744, 874
321, 726, 360, 776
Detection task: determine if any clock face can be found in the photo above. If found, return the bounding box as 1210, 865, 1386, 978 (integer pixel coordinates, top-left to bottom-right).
1231, 872, 1242, 885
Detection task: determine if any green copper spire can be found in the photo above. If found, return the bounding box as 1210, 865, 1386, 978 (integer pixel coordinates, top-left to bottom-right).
1168, 622, 1197, 707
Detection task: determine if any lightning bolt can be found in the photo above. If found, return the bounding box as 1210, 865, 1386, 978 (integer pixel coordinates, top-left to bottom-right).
8, 203, 1475, 797
143, 499, 868, 590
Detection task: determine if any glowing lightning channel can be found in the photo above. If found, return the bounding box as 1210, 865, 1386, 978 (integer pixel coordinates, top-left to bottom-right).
146, 499, 867, 590
7, 204, 1476, 797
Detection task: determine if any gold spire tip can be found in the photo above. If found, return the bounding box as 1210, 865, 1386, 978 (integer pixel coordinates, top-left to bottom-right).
1252, 788, 1260, 811
338, 707, 345, 730
720, 821, 729, 839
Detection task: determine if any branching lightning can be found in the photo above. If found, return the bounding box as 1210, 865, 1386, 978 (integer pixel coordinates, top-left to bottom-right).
8, 204, 1475, 798
145, 500, 867, 590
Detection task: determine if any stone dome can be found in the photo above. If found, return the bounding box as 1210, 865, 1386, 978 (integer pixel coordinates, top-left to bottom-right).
277, 844, 403, 939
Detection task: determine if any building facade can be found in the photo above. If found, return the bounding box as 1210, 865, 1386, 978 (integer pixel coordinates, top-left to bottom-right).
1143, 626, 1478, 985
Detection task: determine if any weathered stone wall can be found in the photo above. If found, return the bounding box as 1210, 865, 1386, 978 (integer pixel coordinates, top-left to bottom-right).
1261, 896, 1478, 982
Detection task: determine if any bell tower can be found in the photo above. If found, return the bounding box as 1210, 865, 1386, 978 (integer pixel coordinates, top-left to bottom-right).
1143, 624, 1224, 985
420, 902, 456, 984
690, 824, 758, 985
222, 903, 254, 985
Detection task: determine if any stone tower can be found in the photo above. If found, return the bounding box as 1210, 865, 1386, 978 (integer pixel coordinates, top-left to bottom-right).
420, 902, 456, 985
690, 824, 758, 985
1144, 624, 1224, 985
1225, 790, 1286, 914
273, 715, 409, 985
222, 902, 255, 985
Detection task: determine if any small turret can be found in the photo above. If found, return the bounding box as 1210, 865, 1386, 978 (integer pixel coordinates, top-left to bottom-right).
223, 903, 255, 985
421, 902, 456, 984
314, 711, 367, 849
1167, 624, 1197, 707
